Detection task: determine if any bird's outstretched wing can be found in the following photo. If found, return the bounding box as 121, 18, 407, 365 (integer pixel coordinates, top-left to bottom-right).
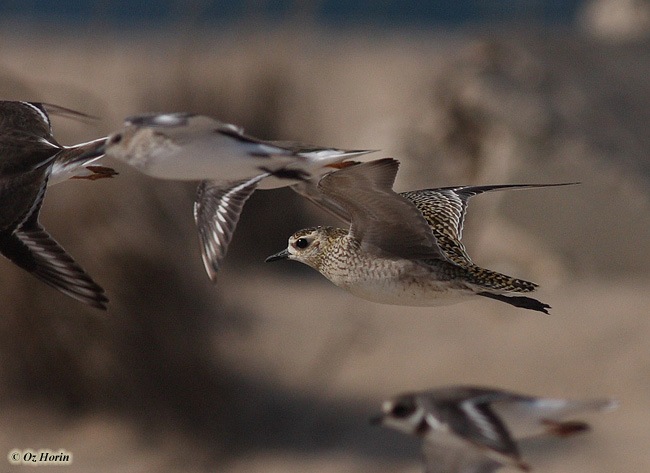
0, 180, 108, 309
194, 174, 269, 281
401, 183, 577, 266
318, 158, 446, 260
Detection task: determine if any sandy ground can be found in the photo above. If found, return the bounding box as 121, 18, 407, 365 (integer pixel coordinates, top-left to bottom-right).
2, 274, 648, 472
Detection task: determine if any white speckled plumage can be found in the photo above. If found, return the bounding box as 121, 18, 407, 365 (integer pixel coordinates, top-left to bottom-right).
268, 158, 576, 314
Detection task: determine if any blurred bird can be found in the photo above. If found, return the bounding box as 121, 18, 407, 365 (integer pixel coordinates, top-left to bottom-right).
266, 158, 576, 314
81, 112, 374, 280
372, 385, 617, 473
0, 101, 114, 309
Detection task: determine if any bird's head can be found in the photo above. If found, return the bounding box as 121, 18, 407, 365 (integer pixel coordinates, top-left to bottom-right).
265, 226, 345, 270
370, 393, 431, 437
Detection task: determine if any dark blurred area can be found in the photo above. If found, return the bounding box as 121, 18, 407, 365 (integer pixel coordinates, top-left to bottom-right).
0, 0, 584, 28
1, 1, 649, 472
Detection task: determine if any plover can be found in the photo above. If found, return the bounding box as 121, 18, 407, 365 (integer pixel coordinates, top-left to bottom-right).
372, 385, 617, 473
82, 112, 373, 280
266, 158, 575, 314
0, 101, 113, 309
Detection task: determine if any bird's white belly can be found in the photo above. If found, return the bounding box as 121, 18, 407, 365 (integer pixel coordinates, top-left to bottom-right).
346, 279, 469, 306
328, 262, 471, 307
134, 137, 300, 183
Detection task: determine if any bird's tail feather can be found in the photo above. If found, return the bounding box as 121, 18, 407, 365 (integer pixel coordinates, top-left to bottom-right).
467, 265, 538, 293
477, 292, 550, 314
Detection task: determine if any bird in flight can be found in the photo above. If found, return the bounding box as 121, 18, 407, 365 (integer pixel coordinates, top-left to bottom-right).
0, 101, 114, 309
372, 385, 617, 473
79, 112, 374, 280
267, 158, 576, 314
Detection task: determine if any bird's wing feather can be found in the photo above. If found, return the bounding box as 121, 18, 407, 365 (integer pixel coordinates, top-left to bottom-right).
0, 180, 108, 309
424, 387, 529, 470
40, 102, 98, 122
194, 174, 269, 281
0, 131, 59, 175
318, 158, 445, 260
401, 183, 577, 265
290, 181, 351, 223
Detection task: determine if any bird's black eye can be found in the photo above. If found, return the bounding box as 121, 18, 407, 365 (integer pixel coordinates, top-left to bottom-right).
391, 399, 416, 418
110, 133, 122, 144
295, 238, 310, 249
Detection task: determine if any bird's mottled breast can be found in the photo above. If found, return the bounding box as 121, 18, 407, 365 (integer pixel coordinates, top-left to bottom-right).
316, 235, 367, 283
123, 128, 177, 170
318, 235, 428, 285
316, 235, 473, 306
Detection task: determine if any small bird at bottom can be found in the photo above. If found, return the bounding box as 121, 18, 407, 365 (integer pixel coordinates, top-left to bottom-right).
266, 158, 576, 314
371, 385, 617, 473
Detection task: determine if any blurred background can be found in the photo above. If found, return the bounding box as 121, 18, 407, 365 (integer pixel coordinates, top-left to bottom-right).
1, 1, 649, 471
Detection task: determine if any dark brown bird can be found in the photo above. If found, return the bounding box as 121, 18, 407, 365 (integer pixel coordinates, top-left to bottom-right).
0, 101, 114, 309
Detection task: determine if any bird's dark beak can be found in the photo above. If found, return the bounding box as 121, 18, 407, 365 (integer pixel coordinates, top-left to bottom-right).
265, 249, 290, 262
369, 414, 384, 426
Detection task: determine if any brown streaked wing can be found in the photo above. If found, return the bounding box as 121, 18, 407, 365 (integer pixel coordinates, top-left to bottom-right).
290, 180, 351, 223
317, 158, 445, 260
401, 183, 579, 266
